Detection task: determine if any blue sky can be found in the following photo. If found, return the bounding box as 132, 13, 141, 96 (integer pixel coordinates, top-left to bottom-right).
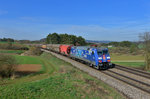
0, 0, 150, 41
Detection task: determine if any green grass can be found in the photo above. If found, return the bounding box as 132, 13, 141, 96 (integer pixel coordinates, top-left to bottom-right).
0, 50, 24, 54
14, 55, 43, 64
110, 53, 145, 68
111, 53, 144, 61
0, 53, 124, 99
113, 62, 145, 68
14, 55, 46, 74
0, 54, 53, 85
0, 41, 16, 44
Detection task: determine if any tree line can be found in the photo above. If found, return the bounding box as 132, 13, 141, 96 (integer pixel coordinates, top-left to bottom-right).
0, 38, 14, 42
46, 33, 86, 45
102, 41, 136, 47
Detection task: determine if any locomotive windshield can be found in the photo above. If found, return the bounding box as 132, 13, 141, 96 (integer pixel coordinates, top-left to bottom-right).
97, 50, 108, 55
103, 50, 108, 54
97, 51, 102, 55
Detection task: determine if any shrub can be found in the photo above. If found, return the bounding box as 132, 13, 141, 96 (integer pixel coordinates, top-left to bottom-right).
119, 41, 132, 47
0, 54, 18, 78
130, 44, 138, 53
29, 47, 42, 56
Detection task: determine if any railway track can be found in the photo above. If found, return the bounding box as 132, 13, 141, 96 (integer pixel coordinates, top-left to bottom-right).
102, 70, 150, 94
115, 65, 150, 79
42, 48, 150, 94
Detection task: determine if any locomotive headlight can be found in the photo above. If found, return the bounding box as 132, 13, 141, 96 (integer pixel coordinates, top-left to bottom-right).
107, 57, 110, 59
98, 57, 102, 59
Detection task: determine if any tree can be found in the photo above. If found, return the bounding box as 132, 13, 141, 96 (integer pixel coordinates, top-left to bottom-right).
130, 44, 138, 53
46, 33, 60, 44
109, 42, 119, 47
46, 33, 86, 45
120, 41, 132, 47
46, 33, 51, 44
76, 36, 86, 45
59, 34, 77, 44
51, 33, 60, 44
60, 34, 69, 44
0, 38, 14, 42
139, 32, 150, 70
0, 54, 18, 78
70, 35, 77, 45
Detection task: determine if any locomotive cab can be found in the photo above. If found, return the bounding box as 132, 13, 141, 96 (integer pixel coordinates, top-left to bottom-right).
97, 48, 113, 69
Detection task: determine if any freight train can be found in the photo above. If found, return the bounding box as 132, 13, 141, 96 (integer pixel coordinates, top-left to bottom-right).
41, 44, 114, 69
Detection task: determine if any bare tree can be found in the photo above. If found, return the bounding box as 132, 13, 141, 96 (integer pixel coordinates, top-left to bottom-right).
139, 32, 150, 70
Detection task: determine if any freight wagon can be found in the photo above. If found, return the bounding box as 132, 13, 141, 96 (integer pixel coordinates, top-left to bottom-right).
46, 44, 60, 53
59, 45, 72, 55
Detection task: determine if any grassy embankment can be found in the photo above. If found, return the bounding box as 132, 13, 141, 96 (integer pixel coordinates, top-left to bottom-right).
111, 53, 145, 68
0, 52, 124, 99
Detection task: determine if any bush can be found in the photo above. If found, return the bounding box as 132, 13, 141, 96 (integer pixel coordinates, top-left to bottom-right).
130, 44, 138, 53
119, 41, 132, 47
29, 47, 42, 56
0, 54, 18, 78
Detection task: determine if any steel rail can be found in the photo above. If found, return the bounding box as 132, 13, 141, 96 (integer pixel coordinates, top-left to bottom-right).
115, 65, 150, 79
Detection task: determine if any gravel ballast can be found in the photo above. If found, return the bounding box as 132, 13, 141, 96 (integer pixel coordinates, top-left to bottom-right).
42, 49, 150, 99
109, 68, 150, 84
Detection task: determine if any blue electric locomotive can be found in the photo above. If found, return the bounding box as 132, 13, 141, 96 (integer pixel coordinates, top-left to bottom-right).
70, 46, 113, 69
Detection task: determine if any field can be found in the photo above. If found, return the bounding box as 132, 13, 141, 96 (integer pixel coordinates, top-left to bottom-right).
0, 50, 24, 54
0, 52, 124, 99
14, 55, 43, 64
113, 62, 144, 68
111, 53, 145, 69
111, 53, 144, 61
0, 41, 16, 44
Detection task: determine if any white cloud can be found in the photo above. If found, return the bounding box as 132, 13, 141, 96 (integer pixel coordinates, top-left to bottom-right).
0, 23, 149, 41
40, 24, 148, 41
0, 16, 150, 41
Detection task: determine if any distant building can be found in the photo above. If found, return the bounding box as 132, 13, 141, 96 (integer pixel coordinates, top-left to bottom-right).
108, 45, 113, 48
